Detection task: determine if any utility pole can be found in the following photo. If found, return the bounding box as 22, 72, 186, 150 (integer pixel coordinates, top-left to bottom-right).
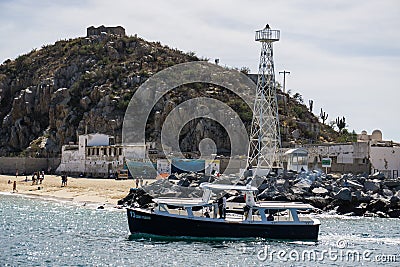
279, 70, 290, 94
279, 70, 290, 117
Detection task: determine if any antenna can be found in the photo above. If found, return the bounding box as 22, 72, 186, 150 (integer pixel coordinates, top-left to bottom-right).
247, 24, 282, 175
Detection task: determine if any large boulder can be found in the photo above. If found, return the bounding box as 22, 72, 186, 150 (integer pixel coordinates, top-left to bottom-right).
368, 198, 390, 213
345, 180, 364, 190
276, 178, 289, 191
369, 172, 386, 180
312, 187, 329, 195
363, 180, 380, 193
383, 179, 400, 188
353, 190, 372, 203
382, 188, 394, 198
333, 188, 352, 201
388, 209, 400, 218
304, 196, 331, 209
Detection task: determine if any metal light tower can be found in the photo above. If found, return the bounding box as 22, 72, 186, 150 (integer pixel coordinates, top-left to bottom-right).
247, 24, 282, 174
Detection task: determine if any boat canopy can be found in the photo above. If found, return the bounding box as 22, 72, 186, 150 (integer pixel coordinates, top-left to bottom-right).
200, 182, 258, 192
152, 197, 208, 207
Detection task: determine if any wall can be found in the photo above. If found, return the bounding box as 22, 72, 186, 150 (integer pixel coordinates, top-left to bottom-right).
370, 146, 400, 178
0, 157, 60, 175
306, 142, 370, 174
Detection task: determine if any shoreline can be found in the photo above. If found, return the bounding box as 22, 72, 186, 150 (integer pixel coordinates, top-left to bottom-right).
0, 174, 151, 207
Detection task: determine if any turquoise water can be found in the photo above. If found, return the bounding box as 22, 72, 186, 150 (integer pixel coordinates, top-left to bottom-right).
1, 193, 399, 266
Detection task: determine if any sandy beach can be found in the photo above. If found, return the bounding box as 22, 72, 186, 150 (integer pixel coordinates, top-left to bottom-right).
0, 174, 151, 205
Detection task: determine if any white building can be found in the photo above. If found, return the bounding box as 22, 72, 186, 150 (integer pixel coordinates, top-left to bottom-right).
57, 133, 146, 177
359, 130, 400, 178
302, 129, 400, 177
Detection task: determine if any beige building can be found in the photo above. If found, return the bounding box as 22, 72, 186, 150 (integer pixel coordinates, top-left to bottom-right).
57, 133, 146, 177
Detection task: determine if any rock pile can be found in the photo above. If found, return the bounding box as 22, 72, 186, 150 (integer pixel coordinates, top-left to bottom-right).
255, 171, 400, 218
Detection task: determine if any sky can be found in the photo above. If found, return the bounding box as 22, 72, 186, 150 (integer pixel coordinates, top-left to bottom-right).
0, 0, 399, 141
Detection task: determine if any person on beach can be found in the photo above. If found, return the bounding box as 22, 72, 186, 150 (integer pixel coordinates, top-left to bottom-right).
32, 174, 37, 185
39, 173, 43, 184
12, 181, 17, 193
15, 169, 18, 179
135, 178, 139, 188
61, 174, 68, 187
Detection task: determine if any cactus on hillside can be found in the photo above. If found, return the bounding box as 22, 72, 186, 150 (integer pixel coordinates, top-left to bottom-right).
320, 108, 328, 124
309, 99, 314, 113
335, 116, 346, 133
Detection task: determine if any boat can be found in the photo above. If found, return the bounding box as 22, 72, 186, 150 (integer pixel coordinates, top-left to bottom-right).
126, 182, 320, 240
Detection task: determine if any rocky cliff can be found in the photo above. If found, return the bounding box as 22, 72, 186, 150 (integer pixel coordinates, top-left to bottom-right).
0, 31, 341, 157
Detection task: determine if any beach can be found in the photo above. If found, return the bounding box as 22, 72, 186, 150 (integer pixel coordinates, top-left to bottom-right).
0, 174, 148, 205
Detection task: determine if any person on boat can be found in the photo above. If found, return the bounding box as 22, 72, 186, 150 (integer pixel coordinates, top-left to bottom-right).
222, 196, 226, 219
244, 205, 250, 219
218, 196, 226, 219
204, 207, 210, 218
218, 197, 223, 218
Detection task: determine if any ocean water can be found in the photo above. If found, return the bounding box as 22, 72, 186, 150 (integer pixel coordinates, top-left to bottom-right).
1, 193, 399, 267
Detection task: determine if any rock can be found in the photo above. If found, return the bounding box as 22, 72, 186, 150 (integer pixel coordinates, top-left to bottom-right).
80, 96, 92, 110
383, 179, 400, 188
335, 201, 357, 214
388, 209, 400, 218
276, 178, 289, 191
363, 180, 380, 193
353, 190, 371, 203
376, 211, 389, 218
333, 188, 352, 201
353, 203, 368, 216
257, 182, 269, 192
390, 195, 399, 203
382, 188, 393, 198
345, 180, 364, 190
258, 186, 279, 200
369, 172, 386, 179
304, 196, 330, 209
368, 198, 390, 213
177, 178, 190, 187
312, 187, 329, 195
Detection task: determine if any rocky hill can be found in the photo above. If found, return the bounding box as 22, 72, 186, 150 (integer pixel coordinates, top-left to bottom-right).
0, 30, 344, 157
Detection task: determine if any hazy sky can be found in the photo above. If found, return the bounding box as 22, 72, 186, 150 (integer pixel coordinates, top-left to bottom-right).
1, 0, 399, 141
